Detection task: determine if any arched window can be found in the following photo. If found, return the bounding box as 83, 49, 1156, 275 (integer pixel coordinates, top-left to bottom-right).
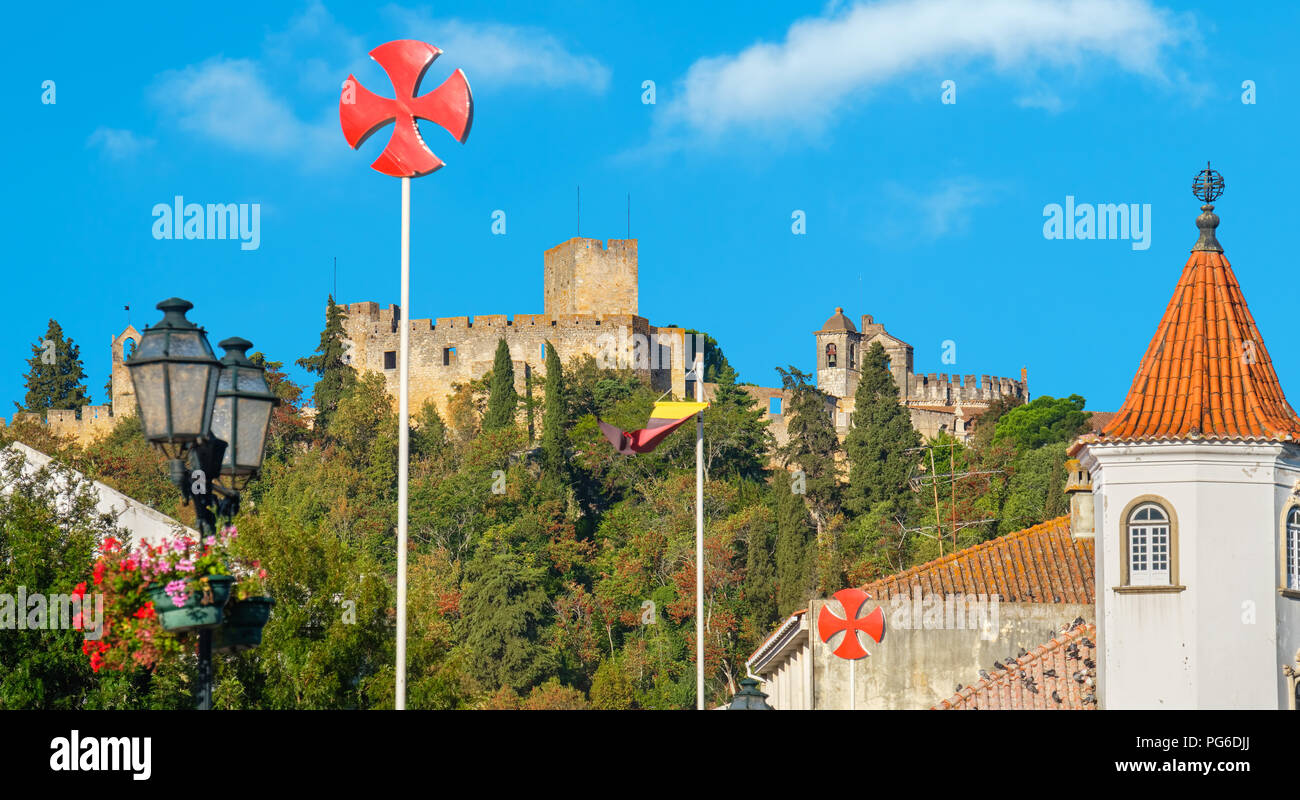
825, 343, 837, 368
849, 343, 857, 369
1287, 507, 1300, 591
1127, 502, 1171, 586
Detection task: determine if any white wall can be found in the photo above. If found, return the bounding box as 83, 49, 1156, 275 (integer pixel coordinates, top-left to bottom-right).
2, 442, 194, 548
1084, 441, 1300, 709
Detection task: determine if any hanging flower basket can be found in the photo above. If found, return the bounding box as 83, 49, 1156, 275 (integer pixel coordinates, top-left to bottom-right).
214, 597, 275, 652
149, 575, 235, 632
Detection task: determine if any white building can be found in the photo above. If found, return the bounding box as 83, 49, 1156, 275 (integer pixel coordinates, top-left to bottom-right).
2, 441, 195, 547
1071, 187, 1300, 709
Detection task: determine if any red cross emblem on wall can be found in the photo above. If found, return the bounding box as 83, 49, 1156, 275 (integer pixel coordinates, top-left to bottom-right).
818, 588, 885, 660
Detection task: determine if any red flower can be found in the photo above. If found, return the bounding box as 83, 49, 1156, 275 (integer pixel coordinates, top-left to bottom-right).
101, 536, 121, 553
133, 602, 156, 620
71, 581, 87, 600
89, 651, 104, 672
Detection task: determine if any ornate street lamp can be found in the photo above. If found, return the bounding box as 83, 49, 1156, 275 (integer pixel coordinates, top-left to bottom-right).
726, 678, 775, 710
124, 298, 276, 711
123, 298, 221, 462
211, 337, 279, 492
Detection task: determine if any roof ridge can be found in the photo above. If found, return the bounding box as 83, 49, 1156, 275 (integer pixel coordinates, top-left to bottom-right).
938, 622, 1097, 710
859, 515, 1071, 594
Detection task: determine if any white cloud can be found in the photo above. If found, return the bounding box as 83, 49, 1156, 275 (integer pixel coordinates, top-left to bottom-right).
86, 127, 155, 159
1016, 91, 1066, 112
665, 0, 1186, 138
886, 177, 995, 238
383, 7, 611, 91
142, 2, 609, 166
149, 57, 337, 167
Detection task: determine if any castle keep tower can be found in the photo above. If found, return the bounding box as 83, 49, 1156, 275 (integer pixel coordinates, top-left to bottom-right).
544, 238, 637, 316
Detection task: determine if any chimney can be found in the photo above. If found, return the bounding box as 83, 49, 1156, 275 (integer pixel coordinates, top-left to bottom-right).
1064, 458, 1094, 538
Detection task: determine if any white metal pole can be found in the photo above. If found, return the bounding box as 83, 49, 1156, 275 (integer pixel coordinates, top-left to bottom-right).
396, 175, 411, 710
695, 353, 704, 710
850, 657, 856, 711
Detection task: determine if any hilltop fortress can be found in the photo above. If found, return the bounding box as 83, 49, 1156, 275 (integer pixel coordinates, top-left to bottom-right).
340, 236, 1027, 443
3, 236, 1027, 447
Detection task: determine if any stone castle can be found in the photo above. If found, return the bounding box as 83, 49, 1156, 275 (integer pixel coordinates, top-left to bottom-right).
340, 238, 698, 420
3, 235, 1026, 448
341, 236, 1027, 443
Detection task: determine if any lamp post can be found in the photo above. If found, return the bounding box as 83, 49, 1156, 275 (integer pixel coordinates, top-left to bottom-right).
124, 298, 278, 709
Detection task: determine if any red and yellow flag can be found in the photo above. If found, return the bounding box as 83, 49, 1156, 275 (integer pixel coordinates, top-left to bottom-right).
599, 400, 709, 454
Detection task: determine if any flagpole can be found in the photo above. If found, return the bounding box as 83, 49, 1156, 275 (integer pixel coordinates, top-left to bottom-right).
695, 352, 704, 710
396, 175, 410, 710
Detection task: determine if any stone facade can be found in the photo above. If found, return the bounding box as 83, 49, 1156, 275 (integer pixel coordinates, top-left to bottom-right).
341, 237, 693, 418
0, 326, 141, 447
746, 307, 1027, 450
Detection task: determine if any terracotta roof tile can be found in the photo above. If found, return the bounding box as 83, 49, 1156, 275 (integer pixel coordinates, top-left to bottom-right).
1101, 231, 1300, 442
935, 622, 1098, 710
857, 517, 1092, 604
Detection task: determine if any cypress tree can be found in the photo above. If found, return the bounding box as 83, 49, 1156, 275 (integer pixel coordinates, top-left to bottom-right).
482, 339, 519, 431
295, 296, 355, 434
775, 366, 841, 535
540, 341, 570, 478
17, 320, 90, 415
844, 342, 921, 516
774, 478, 815, 617
745, 507, 778, 629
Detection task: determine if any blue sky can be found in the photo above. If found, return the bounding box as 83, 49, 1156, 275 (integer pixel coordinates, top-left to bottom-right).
5, 0, 1298, 416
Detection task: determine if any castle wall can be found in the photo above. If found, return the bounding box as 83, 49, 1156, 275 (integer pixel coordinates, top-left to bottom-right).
341, 301, 689, 419
543, 238, 638, 317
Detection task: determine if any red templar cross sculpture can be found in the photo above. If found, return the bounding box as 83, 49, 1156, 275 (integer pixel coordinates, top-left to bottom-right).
339, 39, 473, 178
818, 588, 885, 660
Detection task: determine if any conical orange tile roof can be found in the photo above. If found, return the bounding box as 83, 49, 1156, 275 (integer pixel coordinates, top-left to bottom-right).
1102, 200, 1300, 442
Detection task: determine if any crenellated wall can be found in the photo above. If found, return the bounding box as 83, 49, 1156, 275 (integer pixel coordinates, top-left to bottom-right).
340, 237, 690, 418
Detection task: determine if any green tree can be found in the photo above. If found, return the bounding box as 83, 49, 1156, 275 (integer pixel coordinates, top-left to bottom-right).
775, 366, 841, 534
773, 478, 815, 617
296, 296, 355, 435
993, 394, 1091, 451
460, 538, 554, 692
844, 342, 920, 516
681, 329, 733, 382
482, 339, 519, 431
17, 320, 90, 415
540, 342, 570, 479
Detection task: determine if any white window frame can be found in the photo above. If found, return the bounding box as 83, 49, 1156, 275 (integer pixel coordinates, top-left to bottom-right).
1128, 502, 1171, 586
1287, 507, 1300, 591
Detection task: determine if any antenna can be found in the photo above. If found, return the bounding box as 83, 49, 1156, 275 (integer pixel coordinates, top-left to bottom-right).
905, 442, 1004, 555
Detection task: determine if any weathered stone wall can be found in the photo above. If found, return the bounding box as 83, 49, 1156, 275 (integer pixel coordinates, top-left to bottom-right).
543, 238, 638, 317
2, 327, 138, 447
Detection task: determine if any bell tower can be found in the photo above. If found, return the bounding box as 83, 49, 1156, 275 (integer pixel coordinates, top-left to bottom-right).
814, 308, 862, 399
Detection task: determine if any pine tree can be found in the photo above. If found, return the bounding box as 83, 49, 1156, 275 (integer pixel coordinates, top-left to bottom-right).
844, 342, 921, 516
482, 339, 519, 431
774, 478, 815, 617
296, 296, 355, 435
17, 320, 90, 415
775, 366, 841, 535
705, 364, 771, 482
540, 342, 570, 478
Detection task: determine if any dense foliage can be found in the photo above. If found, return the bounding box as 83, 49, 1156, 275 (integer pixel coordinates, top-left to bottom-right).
0, 302, 1092, 708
